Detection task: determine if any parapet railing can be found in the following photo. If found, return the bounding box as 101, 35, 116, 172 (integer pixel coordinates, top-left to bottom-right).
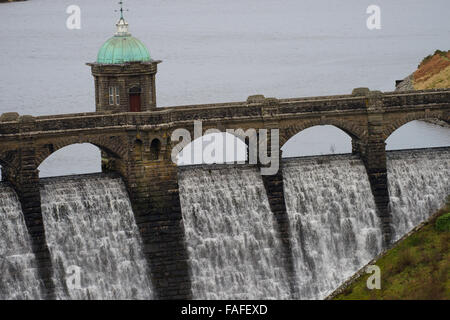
0, 88, 449, 136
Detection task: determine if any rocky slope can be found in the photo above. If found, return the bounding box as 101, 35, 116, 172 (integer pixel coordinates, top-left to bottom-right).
396, 50, 450, 91
396, 50, 450, 128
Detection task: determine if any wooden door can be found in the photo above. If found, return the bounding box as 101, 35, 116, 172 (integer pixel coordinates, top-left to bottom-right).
129, 94, 141, 112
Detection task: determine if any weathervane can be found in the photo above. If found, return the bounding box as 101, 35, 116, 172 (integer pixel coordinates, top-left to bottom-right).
114, 0, 130, 35
115, 1, 129, 19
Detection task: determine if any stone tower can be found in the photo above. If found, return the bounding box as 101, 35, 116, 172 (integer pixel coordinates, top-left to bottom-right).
87, 10, 160, 113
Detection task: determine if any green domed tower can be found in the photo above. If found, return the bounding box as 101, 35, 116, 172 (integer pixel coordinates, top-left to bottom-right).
87, 9, 161, 112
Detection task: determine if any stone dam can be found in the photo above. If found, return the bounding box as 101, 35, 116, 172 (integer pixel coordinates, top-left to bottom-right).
0, 147, 449, 299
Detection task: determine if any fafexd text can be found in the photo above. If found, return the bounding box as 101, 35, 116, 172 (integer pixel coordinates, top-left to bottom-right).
226, 305, 268, 315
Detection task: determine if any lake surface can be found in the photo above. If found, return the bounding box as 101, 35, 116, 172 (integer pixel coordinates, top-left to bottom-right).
0, 0, 449, 176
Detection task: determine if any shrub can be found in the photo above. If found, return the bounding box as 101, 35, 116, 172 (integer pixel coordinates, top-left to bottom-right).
435, 213, 450, 232
434, 49, 449, 57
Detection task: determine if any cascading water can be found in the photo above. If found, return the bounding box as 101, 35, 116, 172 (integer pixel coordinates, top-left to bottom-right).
282, 155, 383, 299
0, 184, 43, 300
1, 148, 448, 300
40, 174, 153, 300
179, 166, 291, 299
388, 148, 450, 241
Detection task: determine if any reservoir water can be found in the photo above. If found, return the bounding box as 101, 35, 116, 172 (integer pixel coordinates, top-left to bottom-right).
0, 0, 449, 175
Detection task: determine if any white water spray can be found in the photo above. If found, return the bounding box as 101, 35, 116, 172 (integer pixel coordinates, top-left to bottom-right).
283, 155, 383, 299
0, 184, 43, 299
40, 174, 153, 300
179, 166, 291, 299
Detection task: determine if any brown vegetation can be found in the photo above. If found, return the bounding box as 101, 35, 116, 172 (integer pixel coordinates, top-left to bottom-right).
414, 50, 450, 90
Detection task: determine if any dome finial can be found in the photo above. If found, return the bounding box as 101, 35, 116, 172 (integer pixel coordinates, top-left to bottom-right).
119, 1, 125, 19
115, 1, 130, 36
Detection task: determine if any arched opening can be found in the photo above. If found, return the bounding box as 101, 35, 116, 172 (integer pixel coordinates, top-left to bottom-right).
129, 87, 142, 112
38, 143, 103, 178
282, 125, 352, 158
176, 132, 247, 166
150, 139, 161, 160
133, 139, 143, 161
386, 120, 450, 150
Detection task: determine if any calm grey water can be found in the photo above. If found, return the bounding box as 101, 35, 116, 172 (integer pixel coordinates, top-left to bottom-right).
0, 0, 449, 176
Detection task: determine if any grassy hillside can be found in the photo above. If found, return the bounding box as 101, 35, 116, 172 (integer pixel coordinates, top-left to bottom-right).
333, 199, 450, 300
413, 50, 450, 90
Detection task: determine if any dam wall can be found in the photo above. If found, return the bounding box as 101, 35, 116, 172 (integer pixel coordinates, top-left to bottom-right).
1, 147, 448, 299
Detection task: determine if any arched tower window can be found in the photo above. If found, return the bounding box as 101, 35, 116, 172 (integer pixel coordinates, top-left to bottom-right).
109, 86, 120, 105
150, 138, 161, 160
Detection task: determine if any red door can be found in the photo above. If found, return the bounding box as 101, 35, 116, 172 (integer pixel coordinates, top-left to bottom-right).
129, 94, 141, 112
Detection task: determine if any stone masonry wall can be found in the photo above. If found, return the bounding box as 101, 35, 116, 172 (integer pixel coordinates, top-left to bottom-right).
0, 88, 448, 299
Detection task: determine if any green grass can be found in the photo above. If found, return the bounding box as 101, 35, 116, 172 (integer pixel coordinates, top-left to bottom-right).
333, 198, 450, 300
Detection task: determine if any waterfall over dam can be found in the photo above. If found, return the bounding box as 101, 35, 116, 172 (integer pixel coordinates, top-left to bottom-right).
283, 155, 383, 299
40, 174, 153, 300
0, 184, 43, 300
178, 166, 292, 299
388, 148, 450, 241
0, 148, 448, 299
179, 148, 448, 299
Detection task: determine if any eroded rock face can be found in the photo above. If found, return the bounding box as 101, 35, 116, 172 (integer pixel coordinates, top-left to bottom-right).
396, 50, 450, 92
395, 52, 450, 128
395, 74, 414, 92
414, 50, 450, 89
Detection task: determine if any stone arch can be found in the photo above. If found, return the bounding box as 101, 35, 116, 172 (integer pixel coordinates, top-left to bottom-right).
382, 112, 449, 141
150, 138, 161, 160
129, 86, 142, 94
35, 135, 128, 169
280, 119, 365, 148
170, 125, 248, 165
